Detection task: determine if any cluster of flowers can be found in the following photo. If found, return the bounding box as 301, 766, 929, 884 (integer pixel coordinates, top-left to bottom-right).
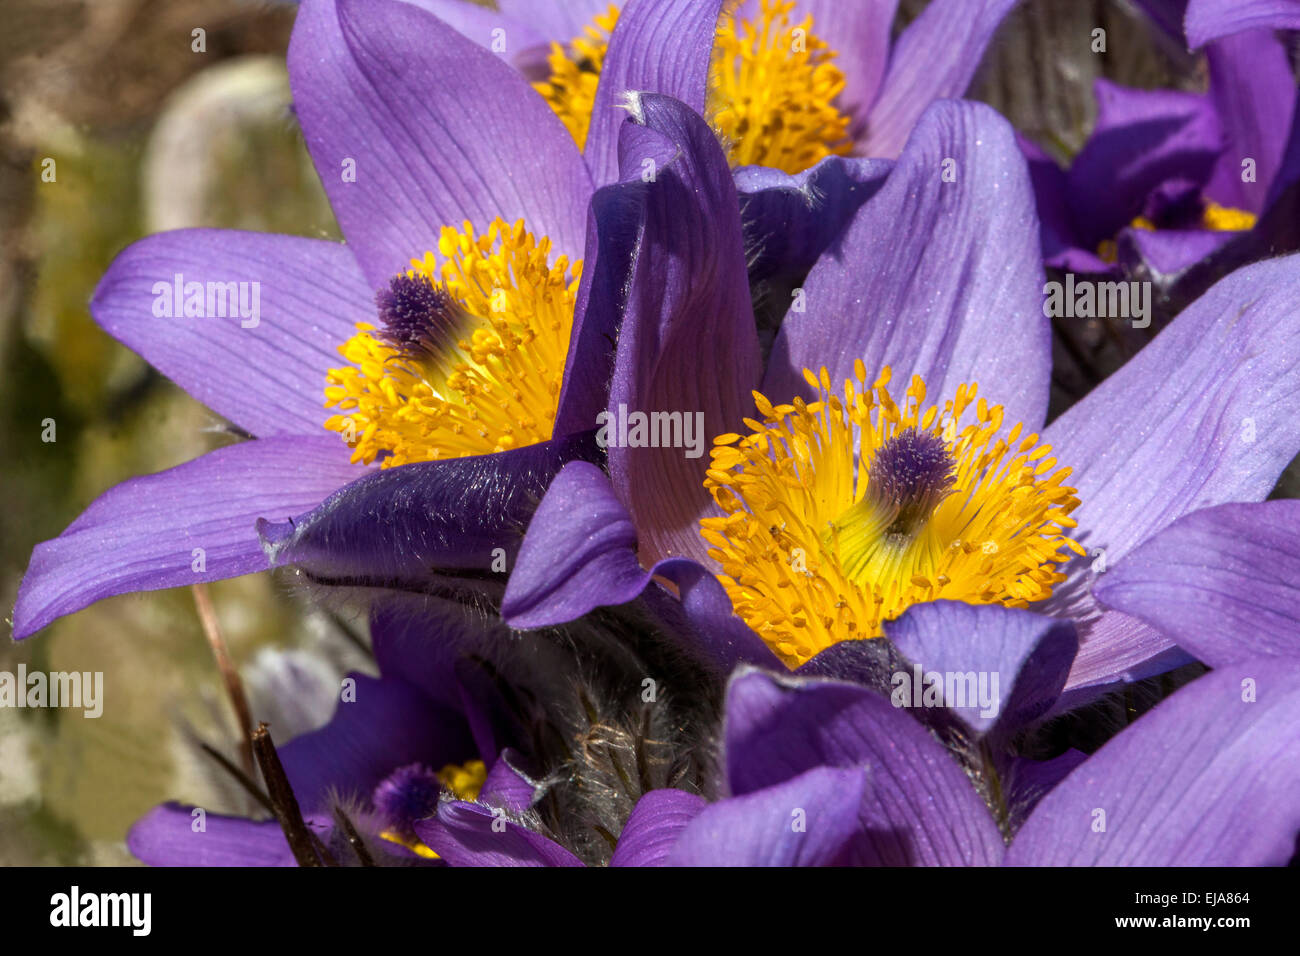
14, 0, 1300, 866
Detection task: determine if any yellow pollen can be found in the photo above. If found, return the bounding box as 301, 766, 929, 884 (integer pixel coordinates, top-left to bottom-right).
323, 218, 582, 466
706, 0, 852, 172
1199, 200, 1257, 232
437, 759, 487, 801
1097, 202, 1256, 263
535, 1, 853, 174
377, 759, 488, 860
533, 4, 621, 148
699, 363, 1086, 668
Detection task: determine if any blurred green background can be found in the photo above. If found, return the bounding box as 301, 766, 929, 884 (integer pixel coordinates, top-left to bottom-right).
0, 0, 1292, 865
0, 0, 348, 864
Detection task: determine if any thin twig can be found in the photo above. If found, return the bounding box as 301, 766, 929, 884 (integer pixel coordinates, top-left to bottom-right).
197, 739, 275, 815
332, 806, 376, 867
192, 583, 255, 777
251, 722, 334, 867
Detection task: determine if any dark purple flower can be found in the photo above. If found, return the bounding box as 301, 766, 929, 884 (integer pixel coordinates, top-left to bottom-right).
502, 91, 1300, 712
1024, 19, 1298, 279
12, 0, 639, 638
665, 639, 1300, 866
424, 0, 1024, 175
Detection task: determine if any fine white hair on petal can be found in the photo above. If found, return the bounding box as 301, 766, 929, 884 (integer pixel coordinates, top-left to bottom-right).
618, 89, 646, 125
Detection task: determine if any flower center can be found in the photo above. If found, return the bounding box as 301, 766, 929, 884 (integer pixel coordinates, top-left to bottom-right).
1097, 199, 1257, 263
535, 0, 853, 174
324, 218, 581, 466
706, 0, 852, 171
533, 4, 620, 148
700, 363, 1086, 667
375, 759, 487, 860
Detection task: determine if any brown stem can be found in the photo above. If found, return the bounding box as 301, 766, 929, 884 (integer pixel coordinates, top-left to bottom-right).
251, 722, 331, 867
191, 582, 255, 777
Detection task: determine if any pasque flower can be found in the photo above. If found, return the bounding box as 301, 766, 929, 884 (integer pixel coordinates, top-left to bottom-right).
13, 0, 739, 638
664, 609, 1300, 865
367, 599, 1300, 866
127, 597, 719, 866
425, 0, 1023, 173
1024, 5, 1299, 278
502, 90, 1300, 711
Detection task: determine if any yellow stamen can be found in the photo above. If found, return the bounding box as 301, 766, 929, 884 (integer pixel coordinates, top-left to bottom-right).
706, 0, 852, 172
324, 218, 582, 466
1097, 203, 1255, 263
533, 4, 621, 148
535, 1, 853, 174
700, 363, 1086, 668
378, 760, 488, 860
437, 759, 487, 801
1200, 200, 1256, 232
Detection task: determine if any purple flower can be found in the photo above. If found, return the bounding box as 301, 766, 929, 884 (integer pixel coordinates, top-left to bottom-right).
128, 602, 479, 866
127, 595, 721, 866
425, 0, 1023, 172
13, 0, 677, 638
664, 616, 1300, 865
501, 91, 1300, 711
1023, 23, 1298, 279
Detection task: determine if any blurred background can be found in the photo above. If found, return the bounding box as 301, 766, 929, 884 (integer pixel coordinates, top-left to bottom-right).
0, 0, 1293, 864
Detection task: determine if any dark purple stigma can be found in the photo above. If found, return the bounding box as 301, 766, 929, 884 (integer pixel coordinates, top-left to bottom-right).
374, 273, 459, 359
867, 428, 956, 537
372, 763, 442, 833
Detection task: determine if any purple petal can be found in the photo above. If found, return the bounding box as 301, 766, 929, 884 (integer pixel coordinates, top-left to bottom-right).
479, 749, 543, 815
90, 229, 373, 438
763, 99, 1051, 433
1123, 225, 1234, 279
1130, 0, 1191, 42
501, 461, 648, 627
1067, 79, 1221, 248
861, 0, 1020, 158
790, 0, 899, 140
454, 655, 528, 766
729, 0, 899, 143
288, 0, 591, 287
1202, 30, 1297, 214
883, 602, 1078, 740
409, 0, 545, 57
128, 804, 301, 867
1095, 501, 1300, 666
369, 600, 466, 711
414, 801, 584, 866
646, 560, 783, 674
723, 669, 1005, 865
502, 461, 778, 675
496, 0, 613, 42
584, 0, 723, 187
666, 766, 867, 866
605, 93, 761, 566
1003, 749, 1088, 828
609, 788, 706, 867
1007, 662, 1300, 865
553, 150, 666, 436
733, 155, 892, 288
278, 673, 473, 813
1020, 134, 1116, 274
257, 433, 596, 596
1047, 253, 1300, 692
13, 436, 362, 639
1186, 0, 1300, 47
